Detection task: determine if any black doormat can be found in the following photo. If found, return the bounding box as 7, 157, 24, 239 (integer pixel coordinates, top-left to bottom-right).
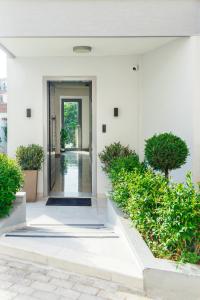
46, 197, 92, 206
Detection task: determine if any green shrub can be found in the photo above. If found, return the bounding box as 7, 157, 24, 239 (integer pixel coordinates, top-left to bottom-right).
156, 174, 200, 263
111, 170, 135, 211
145, 132, 189, 178
115, 170, 200, 264
101, 141, 199, 264
108, 154, 144, 184
0, 154, 23, 218
16, 144, 44, 170
99, 142, 135, 173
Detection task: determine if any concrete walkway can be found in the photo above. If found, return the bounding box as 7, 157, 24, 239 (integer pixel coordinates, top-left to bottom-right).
0, 254, 150, 300
0, 199, 143, 293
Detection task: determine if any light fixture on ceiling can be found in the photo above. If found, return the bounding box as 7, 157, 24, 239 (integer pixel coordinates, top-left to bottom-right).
73, 46, 92, 53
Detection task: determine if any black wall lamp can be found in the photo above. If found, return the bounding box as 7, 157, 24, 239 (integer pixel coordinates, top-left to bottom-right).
114, 107, 118, 117
102, 124, 106, 133
26, 108, 31, 118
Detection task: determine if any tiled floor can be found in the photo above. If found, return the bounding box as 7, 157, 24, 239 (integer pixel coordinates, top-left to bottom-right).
51, 151, 92, 198
0, 254, 150, 300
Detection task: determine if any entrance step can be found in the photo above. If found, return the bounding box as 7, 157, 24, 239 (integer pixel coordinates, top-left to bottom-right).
5, 224, 119, 238
0, 222, 144, 291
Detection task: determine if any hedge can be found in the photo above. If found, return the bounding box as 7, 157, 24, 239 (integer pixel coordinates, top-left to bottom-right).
99, 143, 200, 264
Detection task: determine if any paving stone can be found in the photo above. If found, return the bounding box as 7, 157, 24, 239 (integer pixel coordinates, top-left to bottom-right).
0, 280, 13, 289
7, 261, 27, 269
10, 283, 35, 295
32, 290, 60, 300
92, 278, 119, 291
69, 273, 95, 285
98, 290, 124, 300
49, 277, 74, 289
27, 272, 50, 282
31, 281, 56, 292
79, 295, 106, 300
0, 254, 151, 300
14, 295, 37, 300
73, 282, 99, 295
47, 269, 69, 280
0, 288, 17, 300
0, 265, 9, 273
55, 287, 80, 299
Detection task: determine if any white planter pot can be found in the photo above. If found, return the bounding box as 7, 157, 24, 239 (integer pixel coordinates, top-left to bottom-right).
0, 192, 26, 235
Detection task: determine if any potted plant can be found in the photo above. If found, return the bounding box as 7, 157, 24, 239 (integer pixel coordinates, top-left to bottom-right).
60, 128, 67, 152
16, 144, 44, 202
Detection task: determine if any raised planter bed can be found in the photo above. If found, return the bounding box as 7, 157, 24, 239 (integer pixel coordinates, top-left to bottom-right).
106, 197, 200, 300
0, 192, 26, 235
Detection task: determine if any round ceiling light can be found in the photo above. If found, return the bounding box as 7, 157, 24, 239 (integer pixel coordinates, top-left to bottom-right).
73, 46, 92, 53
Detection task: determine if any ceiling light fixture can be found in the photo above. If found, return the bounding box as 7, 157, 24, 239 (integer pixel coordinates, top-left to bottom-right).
73, 46, 92, 53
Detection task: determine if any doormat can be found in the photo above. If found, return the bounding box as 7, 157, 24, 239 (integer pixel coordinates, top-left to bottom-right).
46, 197, 92, 206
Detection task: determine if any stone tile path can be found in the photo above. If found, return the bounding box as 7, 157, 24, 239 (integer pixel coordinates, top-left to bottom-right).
0, 254, 150, 300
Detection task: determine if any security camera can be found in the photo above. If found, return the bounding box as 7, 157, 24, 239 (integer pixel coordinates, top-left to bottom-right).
132, 65, 139, 71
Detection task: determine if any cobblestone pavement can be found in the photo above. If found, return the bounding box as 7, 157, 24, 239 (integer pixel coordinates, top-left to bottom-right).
0, 254, 151, 300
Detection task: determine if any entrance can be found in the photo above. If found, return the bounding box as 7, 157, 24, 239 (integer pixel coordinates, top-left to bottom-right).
61, 99, 82, 150
47, 80, 92, 197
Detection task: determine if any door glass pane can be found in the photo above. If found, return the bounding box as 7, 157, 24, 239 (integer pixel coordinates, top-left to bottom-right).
63, 102, 79, 149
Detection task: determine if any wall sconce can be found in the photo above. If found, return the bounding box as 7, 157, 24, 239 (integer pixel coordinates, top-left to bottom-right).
102, 124, 106, 133
26, 108, 31, 118
114, 107, 118, 117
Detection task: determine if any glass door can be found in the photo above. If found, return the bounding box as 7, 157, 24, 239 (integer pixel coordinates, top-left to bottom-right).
61, 99, 82, 150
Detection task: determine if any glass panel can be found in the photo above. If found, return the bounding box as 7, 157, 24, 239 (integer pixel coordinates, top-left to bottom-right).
63, 102, 79, 149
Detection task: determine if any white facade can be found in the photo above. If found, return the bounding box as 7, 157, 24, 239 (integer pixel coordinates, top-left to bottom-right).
6, 36, 200, 196
7, 55, 139, 196
139, 38, 194, 182
0, 0, 199, 37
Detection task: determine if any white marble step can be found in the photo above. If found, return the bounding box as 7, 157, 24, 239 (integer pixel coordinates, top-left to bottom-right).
5, 225, 119, 238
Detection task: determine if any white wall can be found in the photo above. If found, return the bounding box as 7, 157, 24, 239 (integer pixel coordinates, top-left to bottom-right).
7, 56, 139, 196
191, 36, 200, 183
0, 0, 198, 37
139, 38, 194, 182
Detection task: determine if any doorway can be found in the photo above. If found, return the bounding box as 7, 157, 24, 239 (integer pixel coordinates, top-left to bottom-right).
47, 80, 93, 197
61, 99, 82, 150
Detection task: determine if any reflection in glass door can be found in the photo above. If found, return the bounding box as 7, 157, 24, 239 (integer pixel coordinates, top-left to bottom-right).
61, 99, 82, 150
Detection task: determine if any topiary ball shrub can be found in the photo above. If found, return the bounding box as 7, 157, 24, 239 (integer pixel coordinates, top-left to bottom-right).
99, 142, 135, 173
0, 154, 23, 218
145, 132, 189, 178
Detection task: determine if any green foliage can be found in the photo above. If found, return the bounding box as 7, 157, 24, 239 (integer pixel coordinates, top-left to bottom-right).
127, 172, 200, 263
103, 140, 199, 264
16, 144, 44, 170
60, 128, 68, 150
0, 154, 23, 218
99, 142, 135, 173
63, 102, 78, 146
145, 132, 189, 178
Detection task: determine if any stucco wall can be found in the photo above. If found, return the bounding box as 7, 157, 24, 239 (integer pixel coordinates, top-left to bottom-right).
139, 38, 194, 182
7, 56, 139, 196
7, 37, 200, 195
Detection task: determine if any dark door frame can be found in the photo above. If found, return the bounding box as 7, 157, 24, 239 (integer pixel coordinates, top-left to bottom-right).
61, 98, 82, 150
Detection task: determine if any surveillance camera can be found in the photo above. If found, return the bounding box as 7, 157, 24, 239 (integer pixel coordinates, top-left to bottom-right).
132, 65, 139, 71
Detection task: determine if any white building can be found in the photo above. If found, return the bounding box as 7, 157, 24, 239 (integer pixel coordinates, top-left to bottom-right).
0, 0, 200, 198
